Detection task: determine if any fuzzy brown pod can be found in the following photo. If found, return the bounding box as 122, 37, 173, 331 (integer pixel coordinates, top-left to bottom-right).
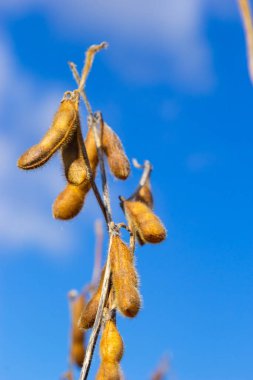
71, 294, 86, 344
122, 200, 166, 244
110, 235, 140, 318
52, 127, 98, 220
17, 93, 79, 170
70, 341, 85, 368
79, 268, 105, 330
61, 118, 88, 185
102, 123, 130, 180
100, 320, 124, 363
96, 361, 121, 380
52, 181, 91, 220
84, 126, 99, 172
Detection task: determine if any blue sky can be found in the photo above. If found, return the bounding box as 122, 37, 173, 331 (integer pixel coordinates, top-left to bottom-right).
0, 1, 253, 379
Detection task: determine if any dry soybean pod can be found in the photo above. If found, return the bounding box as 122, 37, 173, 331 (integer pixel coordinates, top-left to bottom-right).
122, 200, 166, 244
79, 268, 105, 330
18, 91, 79, 170
84, 125, 99, 172
96, 319, 123, 380
69, 292, 86, 368
70, 341, 85, 368
71, 293, 86, 344
61, 116, 88, 185
96, 361, 121, 380
52, 125, 99, 220
100, 319, 124, 363
102, 122, 130, 180
52, 181, 91, 220
110, 235, 140, 318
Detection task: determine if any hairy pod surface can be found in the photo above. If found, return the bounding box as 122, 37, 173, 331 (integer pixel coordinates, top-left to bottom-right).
70, 341, 85, 368
102, 123, 130, 180
122, 200, 166, 244
61, 118, 88, 185
52, 127, 98, 220
96, 361, 121, 380
110, 235, 140, 317
84, 126, 99, 172
52, 182, 90, 220
100, 320, 124, 363
79, 269, 105, 330
17, 96, 79, 170
71, 294, 86, 344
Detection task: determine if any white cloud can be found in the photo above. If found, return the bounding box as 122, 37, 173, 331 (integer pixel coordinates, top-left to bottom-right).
0, 0, 235, 91
0, 34, 74, 253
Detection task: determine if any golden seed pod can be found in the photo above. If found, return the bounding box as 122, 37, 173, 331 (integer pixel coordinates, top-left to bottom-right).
70, 341, 85, 368
17, 95, 79, 170
52, 182, 90, 220
100, 320, 124, 363
71, 294, 86, 344
110, 235, 141, 318
52, 127, 98, 220
96, 361, 121, 380
122, 200, 166, 244
102, 123, 130, 180
61, 118, 88, 186
79, 269, 105, 330
84, 126, 99, 172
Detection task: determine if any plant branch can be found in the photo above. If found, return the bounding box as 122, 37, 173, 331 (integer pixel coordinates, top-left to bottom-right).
78, 130, 107, 222
238, 0, 253, 83
69, 45, 115, 380
133, 159, 153, 187
127, 159, 153, 201
150, 355, 170, 380
69, 61, 113, 224
77, 42, 108, 94
90, 112, 113, 223
78, 113, 114, 378
68, 62, 93, 115
79, 231, 114, 380
91, 219, 103, 288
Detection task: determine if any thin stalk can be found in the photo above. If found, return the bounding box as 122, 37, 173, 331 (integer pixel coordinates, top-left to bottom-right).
79, 233, 113, 380
91, 219, 103, 288
69, 47, 115, 380
77, 42, 108, 94
89, 112, 112, 223
68, 62, 93, 115
128, 159, 153, 200
238, 0, 253, 82
77, 125, 107, 222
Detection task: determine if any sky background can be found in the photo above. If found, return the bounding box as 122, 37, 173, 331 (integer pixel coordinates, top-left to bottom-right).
0, 1, 253, 379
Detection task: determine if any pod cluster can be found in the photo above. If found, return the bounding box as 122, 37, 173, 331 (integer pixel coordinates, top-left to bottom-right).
18, 44, 168, 380
17, 92, 130, 221
79, 234, 141, 332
